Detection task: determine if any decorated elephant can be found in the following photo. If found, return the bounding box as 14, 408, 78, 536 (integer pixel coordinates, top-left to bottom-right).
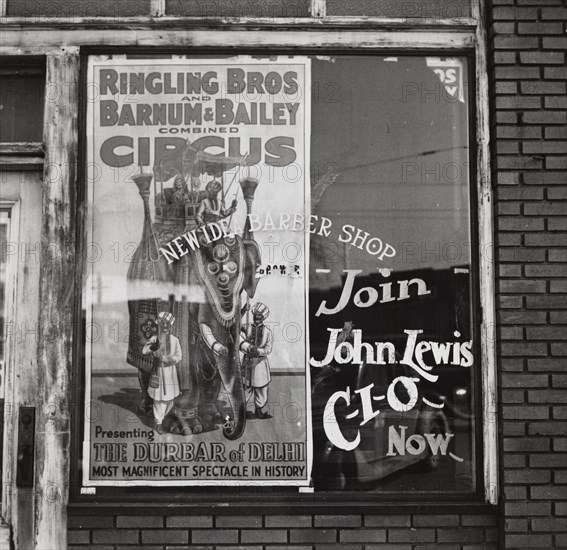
126, 169, 261, 441
164, 232, 261, 439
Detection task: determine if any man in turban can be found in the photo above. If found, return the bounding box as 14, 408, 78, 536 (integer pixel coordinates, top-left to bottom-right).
142, 311, 182, 433
240, 302, 273, 419
196, 180, 237, 226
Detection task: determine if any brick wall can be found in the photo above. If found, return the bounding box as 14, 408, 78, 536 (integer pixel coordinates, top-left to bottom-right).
67, 511, 498, 550
491, 0, 567, 548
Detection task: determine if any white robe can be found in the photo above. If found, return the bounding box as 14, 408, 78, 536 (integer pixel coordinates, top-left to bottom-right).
240, 324, 273, 388
142, 334, 181, 401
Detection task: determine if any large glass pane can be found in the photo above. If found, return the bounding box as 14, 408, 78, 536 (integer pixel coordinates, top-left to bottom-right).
309, 56, 477, 496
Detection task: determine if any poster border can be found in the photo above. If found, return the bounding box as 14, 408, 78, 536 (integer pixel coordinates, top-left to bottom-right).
82, 54, 313, 487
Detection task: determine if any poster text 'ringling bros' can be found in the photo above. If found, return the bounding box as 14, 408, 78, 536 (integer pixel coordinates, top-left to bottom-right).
83, 57, 312, 486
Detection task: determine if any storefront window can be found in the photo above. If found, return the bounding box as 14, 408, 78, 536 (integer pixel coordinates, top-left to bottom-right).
80, 53, 478, 499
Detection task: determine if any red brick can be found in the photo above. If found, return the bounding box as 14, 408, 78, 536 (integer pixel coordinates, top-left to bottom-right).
545, 126, 567, 139
495, 82, 518, 94
545, 95, 567, 108
518, 22, 563, 34
241, 529, 288, 544
496, 141, 521, 154
495, 52, 517, 64
501, 343, 548, 356
498, 217, 545, 231
216, 515, 262, 528
437, 530, 484, 543
501, 358, 525, 372
505, 518, 528, 532
524, 202, 567, 216
505, 502, 551, 516
503, 436, 550, 451
92, 530, 140, 544
529, 389, 567, 403
504, 469, 551, 483
502, 405, 550, 419
523, 171, 566, 184
543, 36, 567, 48
142, 530, 188, 544
499, 233, 523, 245
523, 111, 567, 124
505, 486, 528, 499
498, 186, 544, 200
365, 516, 410, 527
506, 420, 526, 437
413, 514, 459, 527
527, 327, 567, 340
530, 454, 567, 467
504, 454, 527, 468
499, 310, 546, 324
388, 530, 435, 543
497, 111, 519, 123
541, 6, 567, 19
461, 515, 498, 527
531, 486, 567, 500
546, 157, 567, 169
314, 515, 361, 527
544, 66, 567, 79
523, 141, 567, 154
290, 529, 336, 543
550, 311, 567, 323
525, 265, 567, 277
531, 518, 567, 531
520, 51, 565, 64
192, 530, 239, 544
506, 534, 553, 547
500, 326, 524, 340
528, 357, 565, 371
495, 66, 541, 79
117, 516, 163, 528
340, 530, 387, 543
499, 280, 546, 293
494, 36, 539, 49
525, 233, 567, 246
265, 515, 311, 528
529, 421, 567, 435
68, 516, 114, 529
499, 264, 522, 276
548, 219, 567, 232
499, 248, 545, 262
497, 156, 543, 169
521, 81, 566, 94
552, 343, 567, 355
502, 374, 549, 388
549, 249, 567, 262
166, 516, 212, 528
68, 530, 90, 544
499, 295, 524, 308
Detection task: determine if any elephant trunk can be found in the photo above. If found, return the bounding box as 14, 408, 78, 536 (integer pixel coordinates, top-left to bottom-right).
216, 342, 246, 440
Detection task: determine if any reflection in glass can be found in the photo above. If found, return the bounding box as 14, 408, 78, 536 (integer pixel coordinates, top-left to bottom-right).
309, 56, 476, 495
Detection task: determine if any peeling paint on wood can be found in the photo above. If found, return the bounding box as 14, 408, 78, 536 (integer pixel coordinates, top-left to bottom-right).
473, 0, 498, 506
1, 172, 43, 549
0, 28, 475, 55
34, 50, 79, 550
